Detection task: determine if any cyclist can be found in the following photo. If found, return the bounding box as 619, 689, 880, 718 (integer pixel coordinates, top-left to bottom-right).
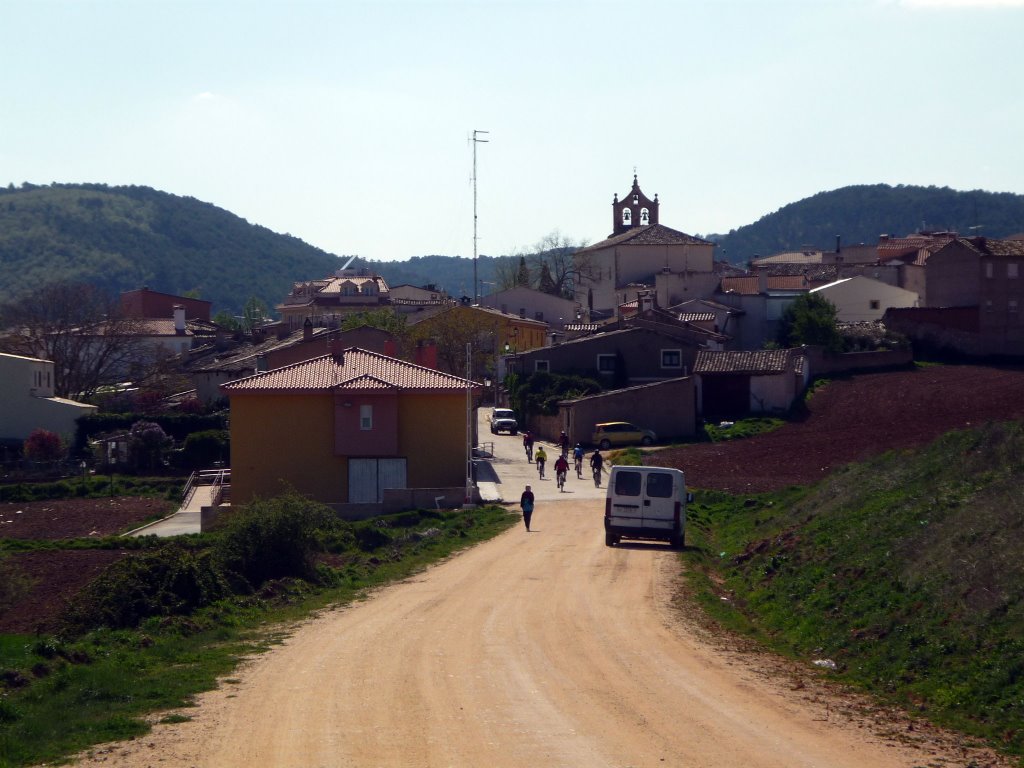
589, 449, 604, 487
554, 453, 570, 491
558, 430, 570, 456
523, 431, 534, 462
572, 443, 584, 478
535, 445, 547, 479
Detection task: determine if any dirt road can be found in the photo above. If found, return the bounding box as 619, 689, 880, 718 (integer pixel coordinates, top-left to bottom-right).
74, 499, 1002, 768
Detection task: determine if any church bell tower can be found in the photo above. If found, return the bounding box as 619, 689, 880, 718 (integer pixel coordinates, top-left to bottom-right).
611, 174, 659, 236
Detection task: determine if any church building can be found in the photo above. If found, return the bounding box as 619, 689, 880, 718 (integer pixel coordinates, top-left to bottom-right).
574, 175, 717, 319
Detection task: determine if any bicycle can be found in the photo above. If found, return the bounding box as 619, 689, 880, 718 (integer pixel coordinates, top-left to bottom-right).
536, 459, 545, 479
525, 443, 533, 463
592, 464, 602, 487
556, 469, 567, 491
574, 456, 583, 479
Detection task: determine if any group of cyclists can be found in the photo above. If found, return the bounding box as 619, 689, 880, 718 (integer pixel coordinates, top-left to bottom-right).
522, 430, 604, 489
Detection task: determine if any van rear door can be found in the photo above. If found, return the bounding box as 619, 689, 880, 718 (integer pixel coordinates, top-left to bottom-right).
608, 468, 643, 530
640, 470, 677, 535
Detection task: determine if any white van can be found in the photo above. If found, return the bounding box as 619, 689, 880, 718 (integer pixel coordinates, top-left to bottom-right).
604, 466, 691, 549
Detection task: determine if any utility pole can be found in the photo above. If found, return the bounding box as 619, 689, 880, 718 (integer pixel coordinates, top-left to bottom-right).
471, 129, 489, 305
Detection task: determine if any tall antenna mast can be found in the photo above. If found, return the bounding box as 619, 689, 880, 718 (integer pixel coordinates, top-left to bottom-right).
472, 129, 489, 304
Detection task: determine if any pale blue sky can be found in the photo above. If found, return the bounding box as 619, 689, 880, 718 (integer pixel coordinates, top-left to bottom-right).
2, 0, 1022, 261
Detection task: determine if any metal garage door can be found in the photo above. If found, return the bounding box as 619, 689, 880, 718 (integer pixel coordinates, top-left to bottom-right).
348, 458, 408, 503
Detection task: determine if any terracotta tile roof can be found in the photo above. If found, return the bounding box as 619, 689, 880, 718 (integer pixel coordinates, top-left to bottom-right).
694, 349, 802, 375
221, 348, 478, 393
720, 276, 811, 295
752, 251, 824, 266
564, 323, 601, 332
971, 237, 1024, 257
720, 277, 759, 295
678, 312, 716, 322
576, 224, 712, 255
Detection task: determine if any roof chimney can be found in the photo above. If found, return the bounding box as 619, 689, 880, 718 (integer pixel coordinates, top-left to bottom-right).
415, 340, 438, 370
835, 235, 841, 253
173, 305, 185, 334
329, 336, 345, 365
303, 317, 313, 342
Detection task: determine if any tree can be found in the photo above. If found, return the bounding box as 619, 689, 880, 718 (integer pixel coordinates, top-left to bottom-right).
501, 231, 588, 300
409, 306, 502, 377
212, 310, 242, 332
538, 263, 557, 295
241, 296, 271, 332
128, 420, 172, 472
0, 281, 146, 398
340, 308, 408, 337
776, 293, 844, 352
516, 256, 531, 287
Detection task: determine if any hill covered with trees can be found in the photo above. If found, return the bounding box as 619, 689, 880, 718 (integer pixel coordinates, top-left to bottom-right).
710, 184, 1024, 264
4, 182, 1023, 314
0, 183, 344, 314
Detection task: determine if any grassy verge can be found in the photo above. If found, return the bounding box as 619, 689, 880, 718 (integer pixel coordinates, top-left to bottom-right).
681, 421, 1024, 759
702, 416, 786, 442
0, 500, 517, 767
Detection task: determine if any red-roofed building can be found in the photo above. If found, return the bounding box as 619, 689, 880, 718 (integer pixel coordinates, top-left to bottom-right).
694, 348, 810, 419
221, 347, 479, 507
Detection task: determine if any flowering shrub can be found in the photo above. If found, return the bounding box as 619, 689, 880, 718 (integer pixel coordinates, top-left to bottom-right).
23, 429, 65, 463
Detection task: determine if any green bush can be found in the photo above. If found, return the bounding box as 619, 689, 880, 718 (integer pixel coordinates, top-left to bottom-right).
214, 493, 339, 590
61, 545, 231, 636
179, 430, 229, 470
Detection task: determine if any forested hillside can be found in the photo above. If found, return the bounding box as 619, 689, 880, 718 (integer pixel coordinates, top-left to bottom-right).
3, 182, 1022, 314
711, 184, 1024, 264
0, 183, 343, 314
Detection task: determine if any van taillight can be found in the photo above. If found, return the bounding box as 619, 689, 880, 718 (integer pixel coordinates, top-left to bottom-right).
674, 501, 680, 524
605, 498, 611, 518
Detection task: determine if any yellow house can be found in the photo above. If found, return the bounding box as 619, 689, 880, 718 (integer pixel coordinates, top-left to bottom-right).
222, 346, 479, 506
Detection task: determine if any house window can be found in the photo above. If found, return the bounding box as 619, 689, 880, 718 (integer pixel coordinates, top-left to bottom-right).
535, 311, 544, 321
869, 300, 881, 310
360, 404, 373, 430
597, 353, 616, 374
661, 349, 682, 369
640, 207, 650, 225
535, 360, 550, 373
986, 262, 994, 279
622, 208, 631, 226
1009, 263, 1019, 279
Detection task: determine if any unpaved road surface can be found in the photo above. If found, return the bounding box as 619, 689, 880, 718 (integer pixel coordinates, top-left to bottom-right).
73, 499, 1006, 768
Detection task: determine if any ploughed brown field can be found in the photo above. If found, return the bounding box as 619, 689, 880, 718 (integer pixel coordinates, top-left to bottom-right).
3, 363, 1024, 634
0, 497, 172, 633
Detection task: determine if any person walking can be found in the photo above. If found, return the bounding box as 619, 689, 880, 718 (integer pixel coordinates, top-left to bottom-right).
520, 484, 535, 531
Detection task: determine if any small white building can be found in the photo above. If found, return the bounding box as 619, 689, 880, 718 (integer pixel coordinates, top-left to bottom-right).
810, 276, 919, 322
0, 353, 97, 443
